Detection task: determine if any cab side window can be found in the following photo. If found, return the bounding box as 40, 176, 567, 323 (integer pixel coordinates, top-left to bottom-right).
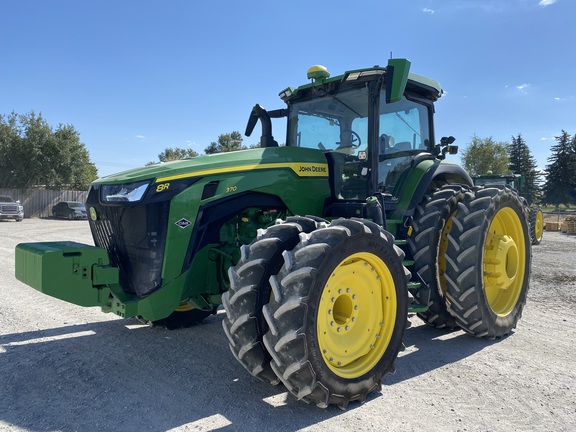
378, 96, 431, 193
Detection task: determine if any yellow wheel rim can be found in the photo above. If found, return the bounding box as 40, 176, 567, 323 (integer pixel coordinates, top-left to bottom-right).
483, 207, 526, 316
535, 210, 544, 242
317, 252, 397, 378
175, 303, 194, 312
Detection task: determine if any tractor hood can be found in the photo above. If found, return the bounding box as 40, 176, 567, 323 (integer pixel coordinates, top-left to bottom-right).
93, 146, 329, 187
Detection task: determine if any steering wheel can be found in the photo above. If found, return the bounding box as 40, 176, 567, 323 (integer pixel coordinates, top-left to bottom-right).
339, 130, 362, 149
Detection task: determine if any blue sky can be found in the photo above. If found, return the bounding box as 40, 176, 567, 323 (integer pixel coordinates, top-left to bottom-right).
1, 0, 573, 178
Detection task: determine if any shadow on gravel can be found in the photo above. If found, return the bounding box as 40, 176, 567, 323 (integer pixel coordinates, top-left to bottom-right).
385, 321, 501, 386
0, 315, 502, 431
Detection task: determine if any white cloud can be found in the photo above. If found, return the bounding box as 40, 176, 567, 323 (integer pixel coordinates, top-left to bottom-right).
135, 135, 146, 139
423, 8, 435, 14
539, 0, 557, 6
554, 97, 561, 100
516, 83, 530, 93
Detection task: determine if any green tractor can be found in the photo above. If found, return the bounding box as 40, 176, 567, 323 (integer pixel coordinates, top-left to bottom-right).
15, 59, 532, 408
473, 173, 544, 245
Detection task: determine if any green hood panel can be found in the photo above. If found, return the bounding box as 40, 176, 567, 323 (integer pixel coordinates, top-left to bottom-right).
93, 147, 329, 185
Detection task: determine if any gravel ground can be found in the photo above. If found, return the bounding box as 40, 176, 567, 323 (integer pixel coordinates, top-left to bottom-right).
0, 219, 575, 432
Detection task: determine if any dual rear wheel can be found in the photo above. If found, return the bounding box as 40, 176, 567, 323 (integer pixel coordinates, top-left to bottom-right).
411, 185, 531, 338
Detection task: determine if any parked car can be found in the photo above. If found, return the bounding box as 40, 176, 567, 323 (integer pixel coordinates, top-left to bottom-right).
0, 195, 24, 222
52, 201, 88, 220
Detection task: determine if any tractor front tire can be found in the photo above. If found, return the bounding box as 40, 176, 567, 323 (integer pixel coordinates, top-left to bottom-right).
529, 206, 544, 245
445, 187, 531, 338
409, 185, 468, 329
222, 216, 323, 385
263, 218, 409, 408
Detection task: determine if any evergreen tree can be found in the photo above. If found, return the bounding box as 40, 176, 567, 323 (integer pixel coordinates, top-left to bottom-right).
542, 130, 576, 207
508, 133, 540, 204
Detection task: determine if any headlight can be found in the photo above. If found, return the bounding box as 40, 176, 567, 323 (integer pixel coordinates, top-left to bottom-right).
101, 180, 150, 203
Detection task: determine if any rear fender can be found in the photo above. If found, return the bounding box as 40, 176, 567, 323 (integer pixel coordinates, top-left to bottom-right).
395, 160, 473, 215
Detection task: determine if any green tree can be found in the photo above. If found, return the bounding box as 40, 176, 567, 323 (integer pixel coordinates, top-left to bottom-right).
461, 135, 510, 176
204, 131, 244, 154
146, 147, 198, 165
508, 133, 540, 204
0, 111, 97, 189
542, 130, 576, 207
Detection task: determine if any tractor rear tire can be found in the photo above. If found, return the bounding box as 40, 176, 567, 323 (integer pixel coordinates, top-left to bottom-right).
529, 206, 544, 245
409, 185, 468, 329
222, 216, 323, 385
445, 187, 531, 338
262, 218, 409, 408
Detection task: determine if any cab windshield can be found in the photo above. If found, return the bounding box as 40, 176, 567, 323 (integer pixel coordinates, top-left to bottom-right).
287, 85, 432, 198
287, 86, 369, 156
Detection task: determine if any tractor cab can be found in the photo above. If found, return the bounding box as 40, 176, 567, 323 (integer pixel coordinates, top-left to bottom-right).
247, 59, 462, 222
285, 84, 433, 200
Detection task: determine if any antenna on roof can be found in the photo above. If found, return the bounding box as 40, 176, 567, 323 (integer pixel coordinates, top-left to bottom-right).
390, 51, 393, 59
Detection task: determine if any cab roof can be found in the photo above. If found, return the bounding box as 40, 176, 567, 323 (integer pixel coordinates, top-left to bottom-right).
279, 65, 443, 103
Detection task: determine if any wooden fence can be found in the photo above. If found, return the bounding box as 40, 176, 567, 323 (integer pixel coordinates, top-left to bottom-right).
0, 188, 89, 218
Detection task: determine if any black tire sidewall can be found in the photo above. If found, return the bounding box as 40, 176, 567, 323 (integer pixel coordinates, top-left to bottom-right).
409, 185, 466, 328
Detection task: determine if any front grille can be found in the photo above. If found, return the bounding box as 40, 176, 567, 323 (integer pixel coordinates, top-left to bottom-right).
0, 204, 18, 214
87, 193, 169, 297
